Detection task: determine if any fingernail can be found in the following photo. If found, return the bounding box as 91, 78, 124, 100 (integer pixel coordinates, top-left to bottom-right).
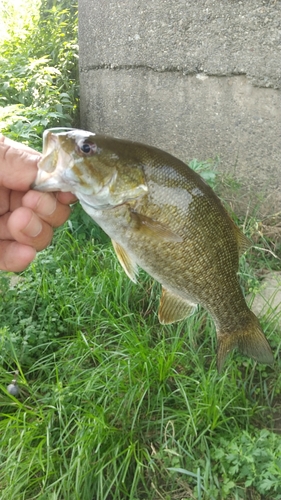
22, 214, 42, 238
36, 193, 57, 216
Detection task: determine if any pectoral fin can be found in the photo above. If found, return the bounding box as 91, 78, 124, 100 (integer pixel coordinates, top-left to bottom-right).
158, 287, 197, 324
111, 240, 138, 283
131, 212, 183, 243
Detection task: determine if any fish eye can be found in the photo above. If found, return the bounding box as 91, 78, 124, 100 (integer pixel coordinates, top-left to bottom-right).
77, 140, 98, 156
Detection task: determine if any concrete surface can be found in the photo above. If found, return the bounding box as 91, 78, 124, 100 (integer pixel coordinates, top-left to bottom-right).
249, 271, 281, 327
78, 0, 281, 213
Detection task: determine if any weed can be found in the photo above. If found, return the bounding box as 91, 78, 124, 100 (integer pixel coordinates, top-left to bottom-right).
0, 0, 78, 145
0, 208, 281, 499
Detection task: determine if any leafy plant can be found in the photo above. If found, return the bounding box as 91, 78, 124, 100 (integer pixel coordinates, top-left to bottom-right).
189, 157, 220, 190
213, 430, 281, 497
0, 0, 79, 145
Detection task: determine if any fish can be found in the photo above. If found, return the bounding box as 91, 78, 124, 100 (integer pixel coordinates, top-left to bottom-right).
32, 127, 274, 372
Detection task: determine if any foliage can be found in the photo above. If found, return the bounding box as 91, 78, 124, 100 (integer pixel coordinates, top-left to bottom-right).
0, 0, 79, 148
189, 158, 220, 190
213, 430, 281, 496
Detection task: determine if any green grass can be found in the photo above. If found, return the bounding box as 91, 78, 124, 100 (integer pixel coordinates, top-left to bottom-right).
0, 205, 281, 500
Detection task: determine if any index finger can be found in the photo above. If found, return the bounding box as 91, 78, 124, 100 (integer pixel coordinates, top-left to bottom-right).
0, 135, 42, 190
0, 135, 40, 154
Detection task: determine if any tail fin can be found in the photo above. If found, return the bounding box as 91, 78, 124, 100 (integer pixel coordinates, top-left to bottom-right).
216, 311, 274, 373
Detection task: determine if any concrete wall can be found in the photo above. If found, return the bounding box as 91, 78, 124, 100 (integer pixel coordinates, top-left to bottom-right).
78, 0, 281, 213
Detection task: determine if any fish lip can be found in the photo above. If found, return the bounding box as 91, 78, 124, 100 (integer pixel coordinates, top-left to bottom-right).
31, 173, 67, 192
44, 127, 75, 135
44, 127, 91, 134
41, 128, 85, 155
43, 127, 95, 141
47, 128, 74, 132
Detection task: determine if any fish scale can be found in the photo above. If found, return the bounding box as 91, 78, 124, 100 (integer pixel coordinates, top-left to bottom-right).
32, 128, 274, 372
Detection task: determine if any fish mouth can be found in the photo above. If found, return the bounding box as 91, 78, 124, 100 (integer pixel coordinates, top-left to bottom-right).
31, 127, 104, 196
41, 128, 75, 157
31, 127, 104, 195
31, 128, 74, 192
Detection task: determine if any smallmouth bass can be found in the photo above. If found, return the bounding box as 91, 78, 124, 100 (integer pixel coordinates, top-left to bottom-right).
32, 128, 274, 372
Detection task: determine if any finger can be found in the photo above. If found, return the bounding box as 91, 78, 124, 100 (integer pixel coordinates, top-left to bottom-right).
0, 241, 36, 272
2, 190, 77, 214
22, 191, 71, 227
0, 189, 31, 214
8, 207, 54, 251
0, 134, 39, 155
0, 212, 13, 240
5, 190, 25, 212
56, 192, 77, 205
0, 187, 10, 215
0, 140, 41, 190
9, 191, 73, 227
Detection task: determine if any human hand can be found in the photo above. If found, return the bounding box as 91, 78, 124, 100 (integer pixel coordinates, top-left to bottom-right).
0, 135, 77, 272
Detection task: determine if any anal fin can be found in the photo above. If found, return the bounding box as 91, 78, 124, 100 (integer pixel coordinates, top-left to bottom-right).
158, 287, 197, 324
111, 240, 138, 283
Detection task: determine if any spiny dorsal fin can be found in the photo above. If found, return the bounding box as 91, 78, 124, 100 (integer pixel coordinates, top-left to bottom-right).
111, 240, 138, 283
158, 287, 197, 324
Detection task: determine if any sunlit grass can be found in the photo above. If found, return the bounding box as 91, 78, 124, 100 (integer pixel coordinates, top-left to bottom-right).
0, 0, 40, 40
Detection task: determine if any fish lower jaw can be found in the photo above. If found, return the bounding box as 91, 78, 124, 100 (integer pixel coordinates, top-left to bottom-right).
79, 198, 111, 212
32, 176, 75, 193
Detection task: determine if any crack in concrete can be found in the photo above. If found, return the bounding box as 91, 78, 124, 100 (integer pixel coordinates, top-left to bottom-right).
80, 63, 246, 76
80, 64, 281, 89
